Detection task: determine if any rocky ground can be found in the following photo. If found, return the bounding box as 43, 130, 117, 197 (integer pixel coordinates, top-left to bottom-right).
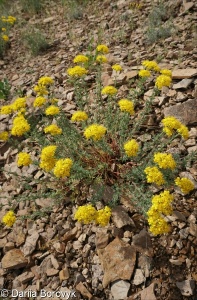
0, 0, 197, 299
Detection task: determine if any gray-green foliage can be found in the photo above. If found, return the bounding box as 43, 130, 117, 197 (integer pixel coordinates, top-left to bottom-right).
22, 27, 49, 56
145, 1, 174, 44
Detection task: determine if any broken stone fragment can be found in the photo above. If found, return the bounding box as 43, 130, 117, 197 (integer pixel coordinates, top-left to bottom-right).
2, 249, 28, 269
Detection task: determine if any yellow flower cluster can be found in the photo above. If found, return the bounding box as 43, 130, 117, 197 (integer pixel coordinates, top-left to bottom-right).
34, 84, 48, 96
96, 44, 109, 54
155, 74, 172, 89
0, 131, 9, 141
1, 16, 16, 25
175, 177, 195, 194
84, 124, 107, 141
2, 211, 16, 227
144, 166, 165, 185
44, 124, 62, 135
124, 139, 139, 157
38, 76, 54, 86
45, 105, 60, 116
160, 69, 172, 77
0, 97, 26, 114
71, 111, 88, 122
33, 76, 54, 97
138, 69, 151, 77
142, 60, 160, 72
11, 114, 30, 136
96, 55, 107, 63
112, 64, 122, 72
153, 152, 176, 170
73, 54, 89, 63
147, 190, 173, 235
0, 104, 12, 114
11, 97, 26, 111
118, 99, 135, 115
53, 158, 73, 178
17, 152, 32, 167
101, 86, 117, 96
2, 34, 9, 42
161, 116, 189, 139
40, 145, 57, 172
67, 66, 88, 77
74, 204, 111, 226
33, 96, 47, 107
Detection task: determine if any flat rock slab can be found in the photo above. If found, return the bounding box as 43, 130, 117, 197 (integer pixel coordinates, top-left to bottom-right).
112, 205, 135, 228
23, 232, 39, 256
98, 237, 136, 288
111, 280, 130, 300
172, 69, 197, 79
173, 78, 193, 89
2, 249, 28, 269
164, 99, 197, 125
132, 229, 153, 257
176, 280, 195, 296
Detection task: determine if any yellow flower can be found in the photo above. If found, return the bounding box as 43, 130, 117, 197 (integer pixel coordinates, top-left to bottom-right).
11, 97, 26, 111
40, 145, 57, 172
84, 124, 107, 141
0, 131, 9, 141
147, 208, 170, 235
151, 190, 174, 215
118, 99, 135, 115
138, 69, 151, 77
71, 111, 88, 122
34, 84, 48, 96
177, 124, 189, 140
175, 177, 195, 194
142, 60, 160, 72
112, 64, 122, 72
96, 206, 111, 226
101, 86, 117, 96
153, 153, 176, 170
17, 152, 32, 167
155, 74, 172, 89
11, 115, 30, 136
2, 211, 16, 227
74, 204, 97, 224
96, 55, 107, 63
144, 166, 165, 185
67, 66, 88, 77
33, 96, 47, 107
0, 105, 13, 114
160, 69, 172, 77
44, 124, 62, 135
45, 105, 60, 116
53, 158, 73, 178
96, 44, 109, 54
2, 34, 9, 42
73, 54, 89, 63
2, 28, 6, 32
124, 139, 139, 157
7, 16, 16, 25
161, 116, 189, 139
38, 76, 54, 86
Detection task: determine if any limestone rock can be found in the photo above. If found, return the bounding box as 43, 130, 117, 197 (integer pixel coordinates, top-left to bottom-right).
2, 249, 28, 269
98, 237, 136, 288
132, 269, 145, 285
172, 69, 197, 79
164, 99, 197, 125
111, 280, 130, 300
23, 232, 39, 256
112, 206, 135, 228
76, 282, 92, 299
173, 78, 193, 89
176, 280, 195, 296
132, 229, 153, 257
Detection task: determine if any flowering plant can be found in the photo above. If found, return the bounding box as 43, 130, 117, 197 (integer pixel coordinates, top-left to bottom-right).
0, 47, 196, 235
